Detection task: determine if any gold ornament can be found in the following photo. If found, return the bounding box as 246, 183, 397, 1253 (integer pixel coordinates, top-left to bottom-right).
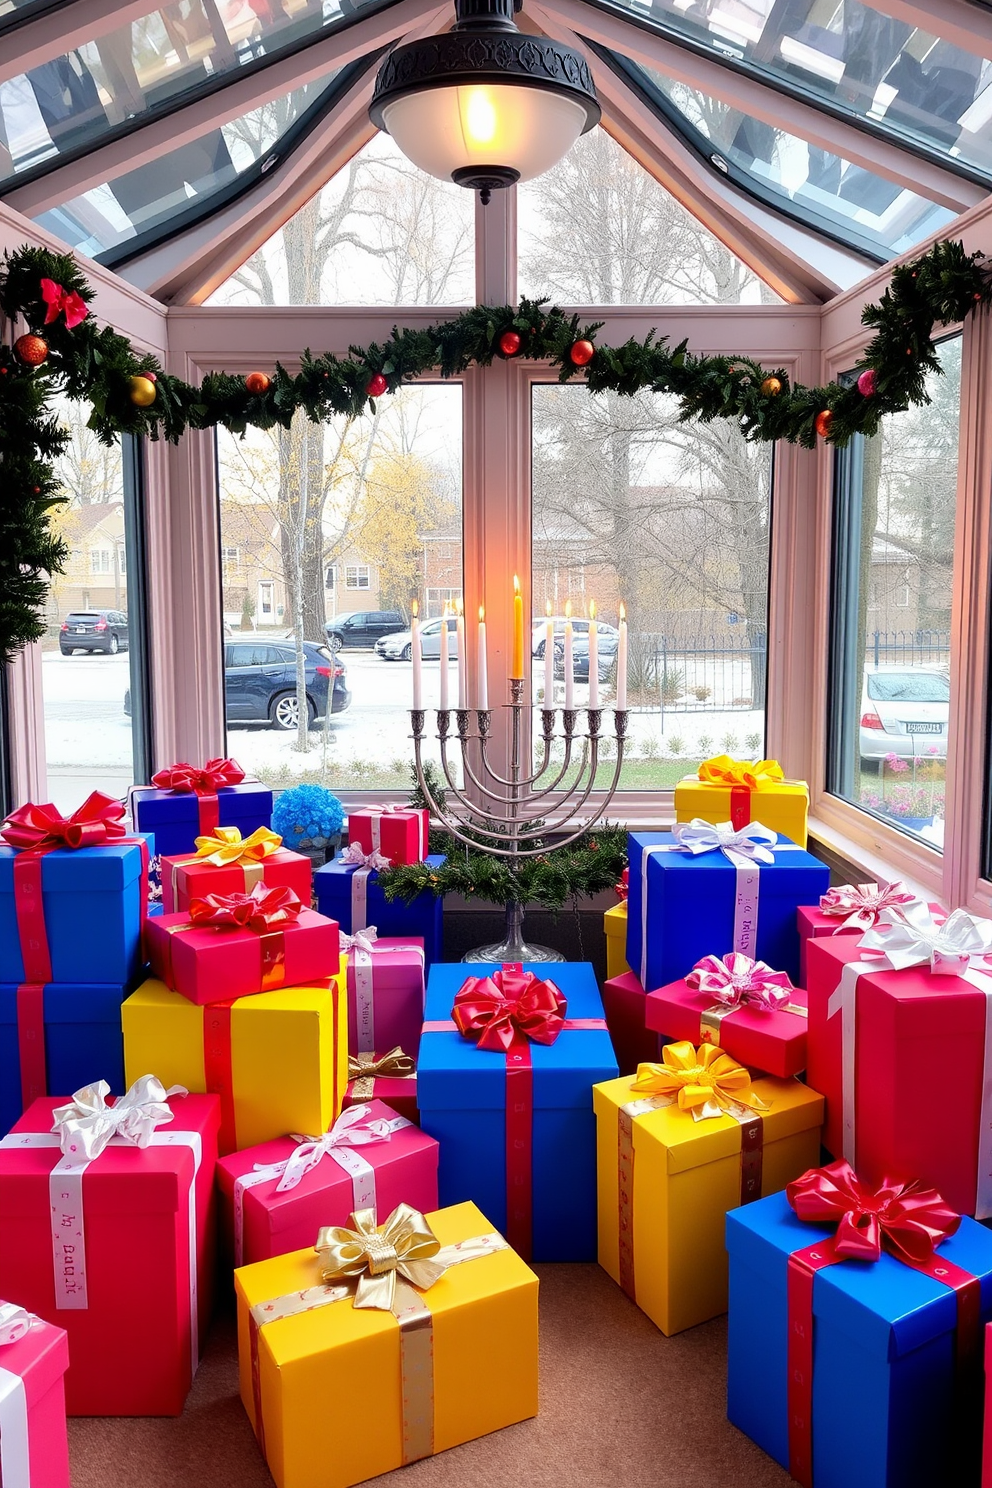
761, 376, 782, 397
128, 374, 157, 408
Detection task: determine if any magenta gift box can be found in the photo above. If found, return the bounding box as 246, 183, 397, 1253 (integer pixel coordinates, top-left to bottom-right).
346, 936, 426, 1058
797, 900, 944, 983
0, 1314, 70, 1487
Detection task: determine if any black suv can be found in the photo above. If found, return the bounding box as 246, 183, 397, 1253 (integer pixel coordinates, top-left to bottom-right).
125, 641, 352, 730
60, 610, 129, 655
325, 610, 405, 651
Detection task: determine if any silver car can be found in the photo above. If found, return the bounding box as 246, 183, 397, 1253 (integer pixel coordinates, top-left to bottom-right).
377, 614, 460, 661
860, 665, 949, 763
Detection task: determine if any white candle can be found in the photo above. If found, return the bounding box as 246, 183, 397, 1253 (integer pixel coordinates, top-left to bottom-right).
588, 600, 598, 708
477, 606, 488, 709
563, 602, 574, 710
439, 603, 449, 711
616, 603, 627, 711
544, 601, 553, 705
456, 598, 466, 708
411, 599, 422, 710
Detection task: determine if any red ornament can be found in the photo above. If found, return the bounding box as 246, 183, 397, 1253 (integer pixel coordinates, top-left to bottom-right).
366, 373, 388, 398
857, 369, 877, 397
144, 371, 157, 384
499, 330, 522, 357
14, 333, 48, 366
245, 371, 270, 395
569, 339, 595, 367
815, 409, 833, 439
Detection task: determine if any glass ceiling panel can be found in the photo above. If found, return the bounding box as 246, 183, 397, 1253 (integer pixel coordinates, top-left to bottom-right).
590, 0, 992, 182
0, 0, 386, 186
626, 59, 954, 259
30, 68, 343, 264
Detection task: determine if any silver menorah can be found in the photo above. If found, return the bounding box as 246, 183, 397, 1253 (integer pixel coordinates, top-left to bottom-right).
411, 678, 629, 962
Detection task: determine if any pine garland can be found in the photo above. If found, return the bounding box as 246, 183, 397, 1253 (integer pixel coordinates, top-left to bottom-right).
0, 236, 987, 659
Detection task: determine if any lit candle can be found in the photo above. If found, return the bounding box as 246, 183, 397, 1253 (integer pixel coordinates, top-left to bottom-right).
563, 600, 574, 711
411, 598, 422, 710
588, 600, 598, 708
512, 574, 524, 680
544, 599, 554, 705
456, 597, 466, 707
616, 602, 627, 711
439, 602, 450, 711
477, 605, 488, 710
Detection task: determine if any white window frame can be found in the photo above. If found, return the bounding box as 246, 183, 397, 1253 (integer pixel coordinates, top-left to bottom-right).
345, 564, 371, 590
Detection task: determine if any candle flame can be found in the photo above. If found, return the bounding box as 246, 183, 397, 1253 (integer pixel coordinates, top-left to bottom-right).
513, 574, 520, 596
545, 599, 552, 617
479, 605, 485, 622
589, 600, 597, 621
619, 602, 625, 622
455, 597, 464, 616
412, 598, 419, 619
565, 599, 572, 619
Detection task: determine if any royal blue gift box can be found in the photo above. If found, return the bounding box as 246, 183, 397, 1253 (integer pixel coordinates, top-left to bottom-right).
726, 1191, 992, 1488
0, 983, 126, 1136
626, 830, 828, 990
129, 781, 273, 857
418, 961, 618, 1262
314, 853, 445, 965
0, 842, 145, 985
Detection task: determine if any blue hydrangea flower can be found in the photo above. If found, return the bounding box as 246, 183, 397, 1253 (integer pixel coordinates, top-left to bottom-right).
272, 784, 345, 846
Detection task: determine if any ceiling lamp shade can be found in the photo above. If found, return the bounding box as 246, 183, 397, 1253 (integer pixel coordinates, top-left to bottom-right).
369, 0, 600, 202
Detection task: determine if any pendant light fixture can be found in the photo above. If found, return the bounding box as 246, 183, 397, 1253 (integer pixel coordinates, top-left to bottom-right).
369, 0, 600, 203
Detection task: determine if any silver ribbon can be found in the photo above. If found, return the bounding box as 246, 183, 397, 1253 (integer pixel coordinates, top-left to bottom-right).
339, 846, 391, 932
51, 1075, 188, 1164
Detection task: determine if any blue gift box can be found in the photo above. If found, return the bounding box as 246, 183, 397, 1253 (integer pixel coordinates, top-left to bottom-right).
129, 781, 273, 857
0, 842, 145, 985
314, 853, 445, 965
418, 962, 618, 1261
726, 1191, 992, 1488
626, 830, 829, 990
0, 982, 126, 1136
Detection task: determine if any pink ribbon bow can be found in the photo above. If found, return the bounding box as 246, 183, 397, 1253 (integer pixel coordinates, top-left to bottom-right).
340, 843, 391, 870
40, 277, 88, 329
685, 951, 794, 1012
151, 757, 245, 795
819, 880, 918, 932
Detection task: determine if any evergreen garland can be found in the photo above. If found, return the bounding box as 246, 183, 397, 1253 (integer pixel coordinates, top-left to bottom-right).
1, 236, 987, 659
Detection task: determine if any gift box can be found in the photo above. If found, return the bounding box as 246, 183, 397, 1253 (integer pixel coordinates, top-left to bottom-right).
145, 892, 340, 1006
344, 1048, 419, 1124
0, 1306, 70, 1488
984, 1323, 992, 1488
217, 1099, 439, 1266
130, 760, 272, 858
347, 806, 429, 867
645, 953, 809, 1078
0, 982, 126, 1136
797, 883, 937, 981
343, 932, 425, 1057
626, 825, 828, 991
805, 907, 992, 1216
594, 1049, 822, 1335
418, 962, 618, 1262
122, 975, 347, 1156
727, 1165, 992, 1488
0, 1083, 220, 1416
674, 755, 809, 847
604, 901, 630, 979
315, 852, 445, 964
236, 1199, 538, 1488
601, 971, 663, 1077
161, 831, 311, 916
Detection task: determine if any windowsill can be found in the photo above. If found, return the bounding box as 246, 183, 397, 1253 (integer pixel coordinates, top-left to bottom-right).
806, 813, 939, 902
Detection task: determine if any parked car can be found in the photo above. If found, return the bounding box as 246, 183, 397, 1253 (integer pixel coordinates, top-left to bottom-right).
554, 629, 619, 683
125, 641, 350, 730
60, 609, 129, 655
377, 614, 460, 661
531, 616, 621, 658
325, 610, 405, 651
860, 665, 949, 763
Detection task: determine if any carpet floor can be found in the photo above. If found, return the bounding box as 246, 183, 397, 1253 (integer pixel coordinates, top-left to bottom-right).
67, 1265, 792, 1488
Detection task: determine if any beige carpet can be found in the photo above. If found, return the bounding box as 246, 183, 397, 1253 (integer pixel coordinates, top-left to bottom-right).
67, 1265, 792, 1488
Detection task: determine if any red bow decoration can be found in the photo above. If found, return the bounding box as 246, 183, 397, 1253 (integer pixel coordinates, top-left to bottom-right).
786, 1159, 960, 1266
1, 792, 127, 852
615, 866, 629, 901
187, 883, 301, 933
151, 758, 245, 795
40, 277, 88, 329
452, 964, 568, 1052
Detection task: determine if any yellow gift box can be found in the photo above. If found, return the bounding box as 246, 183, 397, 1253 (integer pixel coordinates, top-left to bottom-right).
593, 1054, 823, 1336
122, 968, 348, 1154
604, 901, 630, 979
235, 1200, 539, 1488
674, 755, 809, 847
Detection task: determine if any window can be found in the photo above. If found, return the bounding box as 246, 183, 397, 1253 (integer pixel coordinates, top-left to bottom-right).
89, 548, 111, 574
222, 546, 241, 578
828, 336, 961, 850
345, 566, 371, 590
325, 566, 337, 591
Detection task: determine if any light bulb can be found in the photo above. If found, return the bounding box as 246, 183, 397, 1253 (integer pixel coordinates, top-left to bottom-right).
461, 87, 498, 148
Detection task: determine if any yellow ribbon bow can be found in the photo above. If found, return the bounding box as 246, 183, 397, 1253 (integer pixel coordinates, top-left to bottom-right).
697, 755, 785, 790
193, 824, 282, 866
347, 1047, 415, 1080
631, 1041, 767, 1117
315, 1203, 447, 1312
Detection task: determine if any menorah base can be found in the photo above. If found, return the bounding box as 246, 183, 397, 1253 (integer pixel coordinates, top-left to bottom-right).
460, 900, 566, 964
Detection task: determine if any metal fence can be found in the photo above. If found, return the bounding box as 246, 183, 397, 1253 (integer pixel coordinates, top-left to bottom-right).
866, 629, 951, 668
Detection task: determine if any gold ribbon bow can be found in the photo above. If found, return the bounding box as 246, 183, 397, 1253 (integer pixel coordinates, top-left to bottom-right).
697, 755, 785, 790
631, 1040, 767, 1120
348, 1047, 415, 1081
315, 1203, 447, 1312
193, 825, 282, 866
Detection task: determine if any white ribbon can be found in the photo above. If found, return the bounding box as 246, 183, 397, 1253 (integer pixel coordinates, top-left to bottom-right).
0, 1307, 33, 1349
339, 930, 426, 1054
826, 903, 992, 1217
0, 1366, 29, 1488
51, 1075, 188, 1165
339, 846, 391, 932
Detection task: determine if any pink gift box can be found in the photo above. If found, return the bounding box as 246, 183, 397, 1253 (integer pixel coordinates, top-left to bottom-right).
145, 905, 340, 1005
216, 1099, 438, 1266
347, 936, 426, 1057
645, 975, 808, 1078
798, 900, 944, 982
0, 1313, 70, 1487
347, 807, 429, 866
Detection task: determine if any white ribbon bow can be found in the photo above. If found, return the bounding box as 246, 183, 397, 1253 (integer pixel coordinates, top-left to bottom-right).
258, 1104, 399, 1192
51, 1075, 188, 1165
673, 818, 779, 865
0, 1304, 33, 1347
860, 902, 992, 975
340, 926, 379, 954
340, 843, 391, 871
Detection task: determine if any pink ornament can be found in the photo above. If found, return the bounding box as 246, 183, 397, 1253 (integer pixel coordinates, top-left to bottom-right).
857, 368, 878, 397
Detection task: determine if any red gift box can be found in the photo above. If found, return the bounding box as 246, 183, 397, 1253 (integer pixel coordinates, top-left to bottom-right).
344, 932, 425, 1056
161, 843, 311, 915
216, 1098, 438, 1267
0, 1307, 70, 1487
601, 971, 663, 1076
344, 1048, 419, 1124
0, 1083, 220, 1416
797, 881, 939, 982
806, 906, 992, 1217
645, 952, 808, 1078
145, 894, 339, 1005
347, 806, 428, 867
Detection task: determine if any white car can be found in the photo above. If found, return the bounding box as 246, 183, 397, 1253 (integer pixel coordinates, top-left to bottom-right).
530, 616, 619, 657
377, 614, 460, 661
860, 664, 949, 763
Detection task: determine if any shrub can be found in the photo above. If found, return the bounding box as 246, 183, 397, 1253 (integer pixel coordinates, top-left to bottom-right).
745, 732, 762, 753
721, 732, 739, 753
668, 734, 685, 756
696, 734, 713, 756
692, 685, 711, 702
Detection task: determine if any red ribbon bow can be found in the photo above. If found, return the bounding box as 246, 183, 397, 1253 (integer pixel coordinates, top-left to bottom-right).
40, 277, 88, 329
451, 964, 568, 1052
786, 1158, 960, 1265
151, 758, 245, 795
1, 791, 127, 852
187, 883, 301, 933
615, 867, 629, 901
